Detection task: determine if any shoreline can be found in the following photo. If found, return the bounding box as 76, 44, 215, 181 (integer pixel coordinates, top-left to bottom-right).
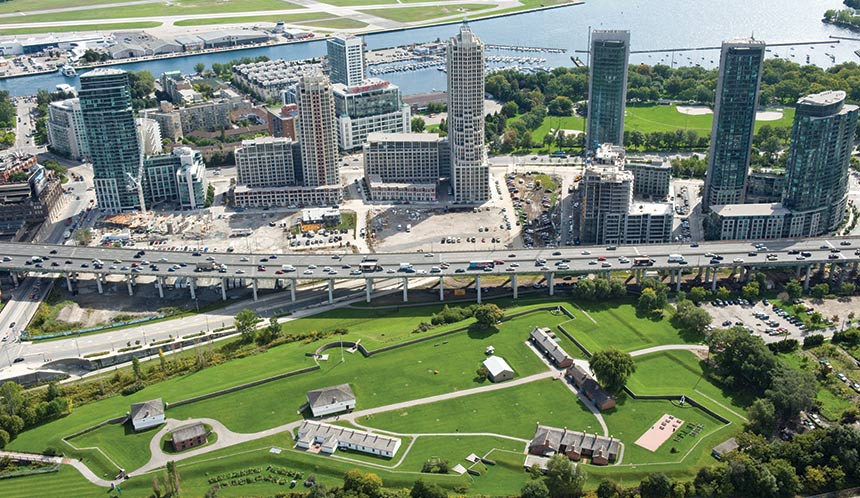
0, 1, 584, 82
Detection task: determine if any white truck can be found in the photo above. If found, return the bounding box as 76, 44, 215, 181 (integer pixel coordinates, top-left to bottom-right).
668, 254, 686, 263
399, 262, 413, 271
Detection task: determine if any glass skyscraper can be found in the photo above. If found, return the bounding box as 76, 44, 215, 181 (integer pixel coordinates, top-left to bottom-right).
702, 38, 765, 212
79, 68, 142, 212
782, 90, 859, 235
587, 30, 630, 151
327, 34, 365, 87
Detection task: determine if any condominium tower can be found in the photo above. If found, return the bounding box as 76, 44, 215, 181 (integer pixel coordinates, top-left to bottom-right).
782, 90, 859, 235
447, 23, 489, 203
702, 38, 766, 212
79, 68, 143, 212
235, 136, 298, 188
296, 71, 339, 187
587, 30, 630, 150
327, 34, 364, 87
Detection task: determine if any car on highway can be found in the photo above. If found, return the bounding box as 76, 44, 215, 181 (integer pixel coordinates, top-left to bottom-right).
733, 258, 744, 264
9, 322, 15, 328
13, 357, 23, 363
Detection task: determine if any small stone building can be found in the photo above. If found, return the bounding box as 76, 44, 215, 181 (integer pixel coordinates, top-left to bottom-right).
171, 422, 208, 451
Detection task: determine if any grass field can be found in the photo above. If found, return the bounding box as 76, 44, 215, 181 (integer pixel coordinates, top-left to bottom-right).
174, 12, 332, 27
0, 466, 102, 498
561, 301, 700, 354
67, 421, 159, 472
167, 311, 564, 432
0, 22, 162, 36
1, 0, 302, 24
359, 378, 599, 437
361, 4, 494, 23
624, 104, 796, 134
0, 0, 130, 15
296, 17, 369, 29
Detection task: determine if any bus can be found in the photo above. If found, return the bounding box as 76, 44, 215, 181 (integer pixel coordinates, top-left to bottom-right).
468, 260, 495, 270
633, 257, 654, 267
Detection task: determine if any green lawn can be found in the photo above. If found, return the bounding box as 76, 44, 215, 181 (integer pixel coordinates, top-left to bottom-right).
168, 311, 563, 432
174, 12, 331, 27
527, 114, 585, 143
296, 18, 369, 29
624, 104, 796, 134
359, 378, 600, 437
361, 4, 494, 23
0, 22, 162, 36
1, 0, 302, 24
0, 0, 130, 14
67, 421, 159, 473
0, 466, 103, 498
561, 301, 702, 354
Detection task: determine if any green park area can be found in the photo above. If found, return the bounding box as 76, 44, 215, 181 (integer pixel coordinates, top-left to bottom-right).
361, 4, 495, 23
0, 0, 303, 25
0, 22, 162, 36
0, 294, 757, 496
174, 13, 342, 27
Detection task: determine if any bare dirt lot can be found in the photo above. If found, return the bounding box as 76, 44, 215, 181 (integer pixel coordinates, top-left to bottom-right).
369, 206, 515, 253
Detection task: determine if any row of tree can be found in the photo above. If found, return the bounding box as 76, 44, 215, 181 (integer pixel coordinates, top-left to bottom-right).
0, 381, 71, 449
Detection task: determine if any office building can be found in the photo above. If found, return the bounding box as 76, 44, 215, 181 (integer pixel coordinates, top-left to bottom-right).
447, 23, 489, 203
363, 132, 443, 202
625, 157, 671, 200
327, 34, 364, 87
79, 68, 143, 212
587, 30, 630, 150
143, 147, 207, 210
707, 203, 789, 241
236, 136, 298, 188
47, 98, 89, 161
702, 38, 765, 211
0, 155, 64, 232
782, 90, 859, 236
333, 79, 410, 151
297, 71, 340, 188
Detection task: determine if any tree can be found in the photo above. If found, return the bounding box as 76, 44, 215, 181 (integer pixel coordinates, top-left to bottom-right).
475, 365, 490, 382
0, 429, 8, 449
742, 281, 760, 301
716, 286, 732, 301
473, 303, 503, 328
784, 281, 803, 302
343, 469, 383, 498
840, 282, 855, 296
766, 458, 801, 498
411, 117, 425, 133
765, 366, 817, 421
639, 473, 673, 498
132, 357, 144, 380
545, 454, 585, 498
589, 347, 635, 394
521, 480, 550, 498
708, 328, 776, 391
234, 309, 259, 343
547, 96, 574, 116
165, 460, 181, 497
595, 479, 622, 498
194, 62, 205, 74
571, 279, 596, 300
637, 287, 660, 314
72, 228, 93, 246
501, 101, 519, 118
410, 479, 447, 498
673, 299, 712, 335
811, 283, 829, 299
746, 398, 776, 435
689, 286, 709, 304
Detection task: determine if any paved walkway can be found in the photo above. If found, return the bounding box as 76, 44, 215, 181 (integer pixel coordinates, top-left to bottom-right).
630, 344, 709, 357
0, 450, 115, 488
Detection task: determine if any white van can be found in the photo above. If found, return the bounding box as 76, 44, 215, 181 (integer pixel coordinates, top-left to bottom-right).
668, 254, 686, 263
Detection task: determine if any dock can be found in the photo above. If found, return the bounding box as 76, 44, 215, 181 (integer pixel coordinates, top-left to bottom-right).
574, 39, 840, 54
486, 44, 566, 53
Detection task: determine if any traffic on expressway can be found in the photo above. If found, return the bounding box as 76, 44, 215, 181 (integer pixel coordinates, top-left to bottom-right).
0, 236, 859, 281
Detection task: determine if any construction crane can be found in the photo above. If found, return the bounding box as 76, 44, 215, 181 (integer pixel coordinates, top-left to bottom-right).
129, 110, 148, 213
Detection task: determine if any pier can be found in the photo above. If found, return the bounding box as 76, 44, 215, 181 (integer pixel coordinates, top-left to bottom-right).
574, 39, 840, 54
485, 44, 566, 53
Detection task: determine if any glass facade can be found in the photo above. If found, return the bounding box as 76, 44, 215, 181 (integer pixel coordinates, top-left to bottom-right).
703, 39, 765, 211
587, 30, 630, 150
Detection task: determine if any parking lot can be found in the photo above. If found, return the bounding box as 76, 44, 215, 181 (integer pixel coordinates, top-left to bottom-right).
703, 298, 826, 344
504, 172, 562, 248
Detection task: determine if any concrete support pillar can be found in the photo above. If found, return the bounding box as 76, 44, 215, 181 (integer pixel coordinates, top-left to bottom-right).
853, 261, 859, 274
402, 277, 408, 303
669, 269, 676, 285
65, 272, 73, 292
838, 264, 847, 286
220, 278, 227, 301
547, 272, 555, 296
96, 274, 103, 294
126, 276, 134, 296
157, 277, 164, 298
704, 266, 710, 282
189, 278, 197, 300
512, 273, 518, 299
365, 278, 372, 303
819, 262, 826, 274
476, 274, 482, 304
711, 270, 718, 291
11, 272, 18, 287
251, 278, 257, 301
829, 263, 838, 282
439, 277, 444, 301
796, 265, 802, 278
676, 269, 682, 293
804, 265, 812, 291
634, 269, 641, 285
290, 278, 296, 302
328, 279, 334, 304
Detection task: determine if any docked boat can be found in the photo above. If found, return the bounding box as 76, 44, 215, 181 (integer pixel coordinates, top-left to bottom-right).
59, 64, 76, 77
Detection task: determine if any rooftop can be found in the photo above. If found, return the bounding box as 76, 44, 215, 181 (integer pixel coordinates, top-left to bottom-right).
130, 398, 164, 420
367, 132, 440, 143
306, 383, 355, 409
629, 201, 674, 216
798, 90, 846, 107
297, 420, 401, 454
482, 355, 514, 377
171, 422, 206, 444
710, 202, 790, 217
